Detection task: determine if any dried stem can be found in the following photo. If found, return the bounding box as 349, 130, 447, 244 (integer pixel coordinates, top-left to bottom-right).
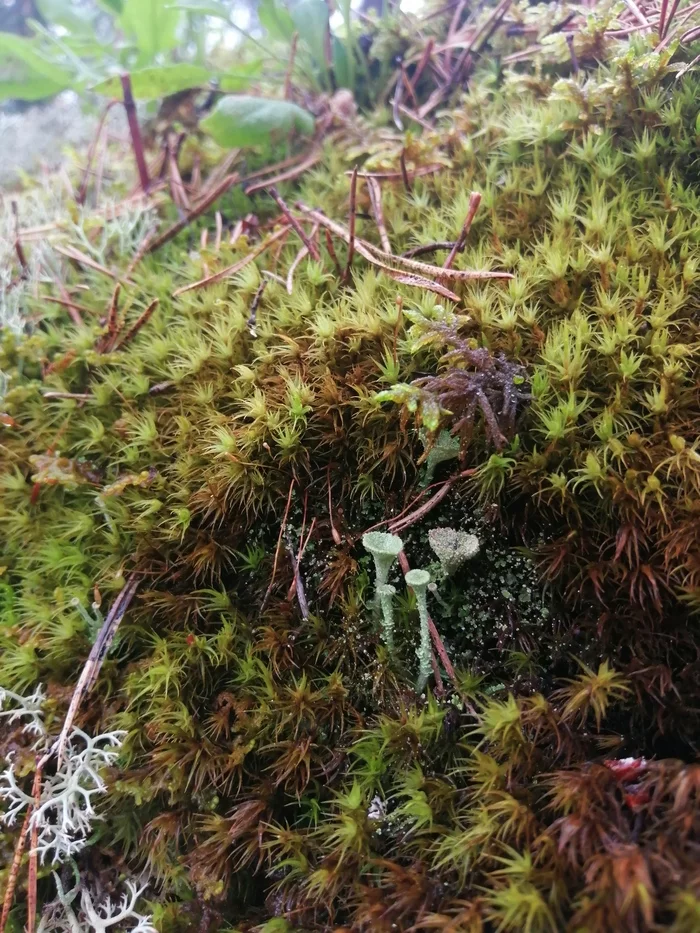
114, 299, 159, 350
120, 74, 150, 194
403, 240, 457, 259
344, 167, 358, 281
11, 201, 28, 278
261, 481, 296, 614
55, 575, 141, 765
443, 191, 482, 270
77, 100, 120, 205
367, 177, 392, 254
247, 280, 267, 337
143, 173, 239, 257
173, 225, 290, 296
400, 149, 412, 192
0, 808, 31, 933
269, 187, 320, 260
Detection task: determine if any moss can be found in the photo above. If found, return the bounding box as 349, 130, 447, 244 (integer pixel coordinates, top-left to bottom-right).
2, 4, 700, 929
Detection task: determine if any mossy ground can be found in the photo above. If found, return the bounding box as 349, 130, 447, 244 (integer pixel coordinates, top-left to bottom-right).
2, 5, 700, 930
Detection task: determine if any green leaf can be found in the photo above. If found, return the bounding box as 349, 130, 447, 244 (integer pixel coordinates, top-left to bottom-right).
259, 0, 295, 41
36, 0, 95, 33
200, 95, 315, 148
119, 0, 182, 60
217, 59, 263, 92
97, 0, 124, 12
0, 32, 75, 90
291, 0, 329, 70
167, 1, 229, 18
92, 63, 211, 99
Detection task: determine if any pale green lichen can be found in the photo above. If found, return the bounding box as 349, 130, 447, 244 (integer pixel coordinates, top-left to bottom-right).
428, 527, 480, 577
376, 583, 396, 652
362, 531, 404, 590
405, 568, 432, 690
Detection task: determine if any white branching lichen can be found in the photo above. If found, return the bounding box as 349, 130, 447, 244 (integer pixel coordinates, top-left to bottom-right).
0, 727, 125, 863
0, 687, 125, 864
0, 683, 46, 739
38, 873, 156, 933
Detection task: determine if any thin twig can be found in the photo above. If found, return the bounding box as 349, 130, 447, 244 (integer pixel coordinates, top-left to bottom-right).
260, 481, 295, 614
324, 228, 342, 276
269, 187, 320, 260
400, 150, 412, 192
367, 177, 392, 254
402, 240, 457, 259
297, 203, 512, 282
120, 74, 150, 194
11, 202, 28, 279
26, 766, 42, 933
114, 299, 159, 350
172, 225, 290, 296
443, 191, 482, 270
328, 467, 342, 545
344, 163, 444, 181
143, 173, 239, 257
99, 282, 121, 352
242, 148, 320, 195
0, 808, 31, 933
43, 296, 94, 317
77, 99, 120, 205
344, 167, 358, 281
247, 280, 267, 337
53, 245, 124, 283
55, 574, 141, 765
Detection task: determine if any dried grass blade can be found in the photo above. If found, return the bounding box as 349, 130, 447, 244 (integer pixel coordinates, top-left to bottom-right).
172, 225, 290, 296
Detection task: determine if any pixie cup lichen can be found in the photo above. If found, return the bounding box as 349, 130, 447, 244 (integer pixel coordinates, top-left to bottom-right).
428, 527, 480, 577
376, 583, 397, 651
404, 568, 432, 690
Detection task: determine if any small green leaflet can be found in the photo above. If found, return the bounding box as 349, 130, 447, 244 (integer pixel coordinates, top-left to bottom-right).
92, 64, 210, 99
119, 0, 182, 61
258, 0, 295, 41
0, 32, 75, 92
200, 95, 315, 148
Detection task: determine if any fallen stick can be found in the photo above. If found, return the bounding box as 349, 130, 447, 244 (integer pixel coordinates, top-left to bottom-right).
172, 225, 290, 297
269, 187, 320, 260
54, 574, 141, 765
366, 177, 392, 254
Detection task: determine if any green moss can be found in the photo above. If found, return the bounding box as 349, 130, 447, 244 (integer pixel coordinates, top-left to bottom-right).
2, 7, 700, 929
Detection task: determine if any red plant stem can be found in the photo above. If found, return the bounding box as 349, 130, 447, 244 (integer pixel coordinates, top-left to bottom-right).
11, 202, 28, 278
328, 467, 342, 545
25, 763, 44, 933
100, 282, 121, 352
325, 229, 342, 276
344, 167, 358, 282
443, 191, 482, 270
261, 480, 296, 614
400, 150, 412, 192
269, 187, 320, 260
120, 73, 150, 194
412, 36, 434, 86
0, 808, 31, 933
114, 299, 159, 351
